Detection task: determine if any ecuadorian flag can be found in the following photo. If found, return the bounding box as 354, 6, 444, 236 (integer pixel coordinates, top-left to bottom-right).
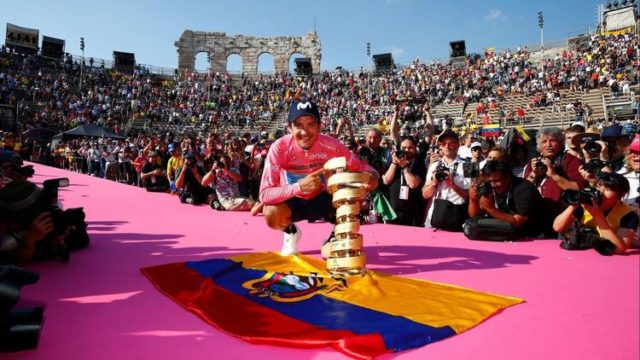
142, 253, 522, 359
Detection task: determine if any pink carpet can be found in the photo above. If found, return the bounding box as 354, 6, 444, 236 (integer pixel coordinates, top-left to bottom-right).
7, 163, 639, 360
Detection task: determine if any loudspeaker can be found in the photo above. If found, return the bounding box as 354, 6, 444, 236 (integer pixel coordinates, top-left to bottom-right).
449, 40, 466, 58
113, 51, 135, 73
41, 36, 64, 60
294, 58, 312, 76
372, 53, 394, 73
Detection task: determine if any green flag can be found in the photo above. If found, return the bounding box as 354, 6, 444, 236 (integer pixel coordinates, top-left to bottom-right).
373, 191, 397, 221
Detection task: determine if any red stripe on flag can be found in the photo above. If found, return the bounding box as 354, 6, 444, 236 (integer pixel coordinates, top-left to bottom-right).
141, 263, 390, 359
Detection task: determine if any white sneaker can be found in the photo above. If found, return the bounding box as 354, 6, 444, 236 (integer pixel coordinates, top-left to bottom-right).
280, 224, 302, 256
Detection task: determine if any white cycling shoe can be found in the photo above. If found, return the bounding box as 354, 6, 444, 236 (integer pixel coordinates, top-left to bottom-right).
280, 224, 302, 256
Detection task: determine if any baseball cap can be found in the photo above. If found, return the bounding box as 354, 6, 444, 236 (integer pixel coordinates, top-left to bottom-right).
167, 142, 179, 153
287, 100, 320, 123
437, 129, 459, 143
470, 141, 482, 150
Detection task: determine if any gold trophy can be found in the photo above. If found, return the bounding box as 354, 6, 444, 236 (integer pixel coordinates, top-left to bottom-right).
322, 157, 375, 276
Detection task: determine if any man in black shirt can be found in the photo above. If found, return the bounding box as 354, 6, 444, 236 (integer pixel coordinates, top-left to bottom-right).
140, 151, 170, 192
382, 136, 427, 226
175, 152, 212, 205
469, 160, 544, 238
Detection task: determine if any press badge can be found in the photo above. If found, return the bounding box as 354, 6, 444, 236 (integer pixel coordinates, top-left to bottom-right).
399, 185, 409, 200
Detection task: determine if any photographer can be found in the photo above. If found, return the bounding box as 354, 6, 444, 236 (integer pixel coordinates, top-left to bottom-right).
140, 151, 170, 193
524, 127, 585, 236
201, 154, 255, 211
468, 161, 543, 238
422, 130, 471, 230
0, 179, 87, 264
382, 136, 426, 226
175, 152, 212, 205
553, 173, 638, 254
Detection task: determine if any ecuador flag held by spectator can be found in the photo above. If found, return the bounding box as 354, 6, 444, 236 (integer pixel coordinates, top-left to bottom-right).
141, 253, 522, 359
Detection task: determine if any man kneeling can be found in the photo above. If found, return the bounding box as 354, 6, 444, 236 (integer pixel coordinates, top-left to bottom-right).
259, 100, 377, 255
468, 160, 544, 238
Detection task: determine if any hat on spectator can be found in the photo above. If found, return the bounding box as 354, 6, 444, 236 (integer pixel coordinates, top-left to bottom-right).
167, 143, 179, 153
629, 134, 640, 152
601, 124, 623, 139
570, 128, 600, 149
437, 129, 459, 143
260, 131, 269, 139
287, 100, 320, 123
470, 141, 482, 150
602, 124, 632, 146
0, 180, 44, 224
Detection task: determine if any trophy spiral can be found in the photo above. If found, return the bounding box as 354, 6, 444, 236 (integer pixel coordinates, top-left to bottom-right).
323, 157, 375, 276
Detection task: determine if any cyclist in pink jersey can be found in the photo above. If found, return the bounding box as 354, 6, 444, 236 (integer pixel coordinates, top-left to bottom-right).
259, 100, 378, 255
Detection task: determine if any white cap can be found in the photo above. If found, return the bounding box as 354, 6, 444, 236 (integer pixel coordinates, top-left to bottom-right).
470, 141, 482, 149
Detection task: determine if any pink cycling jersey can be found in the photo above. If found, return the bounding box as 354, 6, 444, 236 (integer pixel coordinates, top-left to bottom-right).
259, 134, 371, 204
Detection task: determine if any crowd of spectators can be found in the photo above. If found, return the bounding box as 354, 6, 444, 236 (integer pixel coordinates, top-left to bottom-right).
0, 30, 639, 265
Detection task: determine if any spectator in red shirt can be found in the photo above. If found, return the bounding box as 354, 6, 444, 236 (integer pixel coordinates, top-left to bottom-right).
524, 127, 585, 236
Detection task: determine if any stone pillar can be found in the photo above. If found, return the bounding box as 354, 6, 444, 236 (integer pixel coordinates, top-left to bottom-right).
311, 55, 321, 75
274, 53, 288, 74
241, 50, 258, 74
177, 52, 195, 73
210, 51, 226, 74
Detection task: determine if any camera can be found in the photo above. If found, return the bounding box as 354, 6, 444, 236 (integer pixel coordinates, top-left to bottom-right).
395, 149, 405, 159
434, 163, 449, 182
37, 179, 89, 263
582, 140, 602, 154
582, 158, 607, 175
185, 158, 196, 168
476, 182, 493, 197
534, 158, 547, 172
561, 225, 616, 256
561, 187, 602, 206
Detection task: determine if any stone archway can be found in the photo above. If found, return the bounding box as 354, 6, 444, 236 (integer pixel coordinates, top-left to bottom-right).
175, 31, 321, 75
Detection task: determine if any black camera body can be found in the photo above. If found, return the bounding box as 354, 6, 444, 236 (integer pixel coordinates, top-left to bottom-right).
561, 187, 602, 206
395, 149, 405, 159
476, 182, 493, 197
561, 225, 616, 256
582, 158, 607, 175
185, 158, 196, 168
534, 158, 547, 172
434, 163, 449, 182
